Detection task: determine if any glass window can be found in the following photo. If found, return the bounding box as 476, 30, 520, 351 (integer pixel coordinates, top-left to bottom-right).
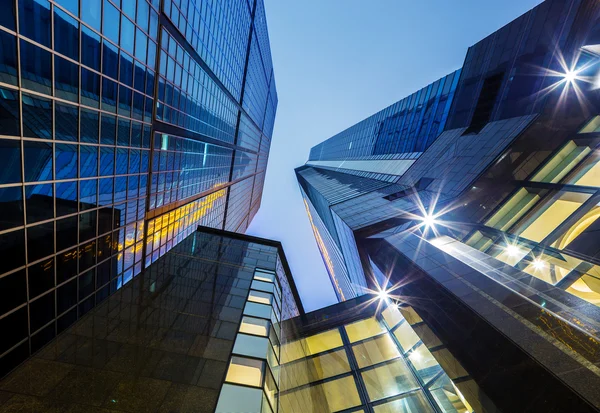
81, 26, 101, 71
280, 375, 361, 413
282, 349, 351, 388
80, 109, 99, 143
551, 204, 600, 250
120, 16, 135, 54
19, 0, 51, 47
240, 316, 270, 337
0, 139, 21, 184
372, 391, 434, 413
579, 116, 600, 133
233, 333, 269, 359
55, 56, 79, 103
20, 40, 52, 94
485, 188, 540, 231
226, 356, 263, 387
567, 156, 600, 187
81, 68, 100, 108
101, 114, 117, 145
264, 368, 277, 412
135, 28, 147, 62
566, 273, 600, 307
80, 179, 97, 210
55, 143, 78, 180
56, 215, 77, 251
103, 0, 120, 44
531, 141, 590, 183
304, 328, 343, 355
81, 0, 101, 30
23, 141, 53, 182
102, 40, 119, 79
393, 321, 421, 353
0, 0, 16, 31
136, 0, 149, 31
0, 31, 18, 86
362, 359, 419, 402
516, 192, 590, 242
215, 384, 262, 413
251, 279, 274, 293
0, 269, 26, 315
407, 343, 442, 383
55, 181, 77, 217
255, 269, 275, 283
353, 333, 400, 369
27, 222, 54, 262
54, 8, 79, 60
0, 88, 20, 136
248, 290, 273, 306
345, 317, 386, 343
80, 145, 98, 178
382, 304, 404, 329
244, 301, 272, 320
429, 375, 472, 413
25, 183, 53, 223
55, 103, 79, 141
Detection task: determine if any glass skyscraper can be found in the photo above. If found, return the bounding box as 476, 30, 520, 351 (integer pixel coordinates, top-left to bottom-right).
298, 0, 600, 410
0, 0, 277, 378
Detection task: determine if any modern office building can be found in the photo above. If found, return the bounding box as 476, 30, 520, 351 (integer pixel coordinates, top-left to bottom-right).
0, 0, 277, 378
298, 0, 600, 411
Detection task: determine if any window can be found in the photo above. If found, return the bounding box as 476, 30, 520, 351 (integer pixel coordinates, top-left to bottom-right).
567, 156, 600, 187
485, 188, 540, 231
345, 317, 386, 343
372, 391, 433, 413
353, 333, 400, 368
382, 304, 404, 329
233, 334, 269, 359
304, 328, 343, 355
407, 343, 441, 383
215, 384, 263, 413
226, 356, 263, 387
393, 321, 421, 353
531, 141, 590, 183
279, 375, 361, 413
248, 290, 273, 306
240, 316, 270, 337
19, 0, 51, 47
362, 359, 419, 402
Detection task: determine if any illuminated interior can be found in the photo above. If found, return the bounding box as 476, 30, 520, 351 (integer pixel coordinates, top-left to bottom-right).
485, 188, 540, 231
531, 141, 591, 183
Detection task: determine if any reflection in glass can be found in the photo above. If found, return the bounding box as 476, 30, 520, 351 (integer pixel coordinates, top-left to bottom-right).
361, 359, 419, 402
407, 343, 442, 384
240, 316, 270, 337
345, 317, 386, 343
226, 356, 263, 387
353, 333, 400, 368
280, 375, 361, 413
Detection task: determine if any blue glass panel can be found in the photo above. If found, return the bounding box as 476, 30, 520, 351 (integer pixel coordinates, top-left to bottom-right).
140, 150, 149, 173
24, 141, 52, 182
117, 119, 130, 146
55, 143, 78, 180
0, 31, 18, 86
81, 0, 101, 30
25, 183, 53, 223
122, 0, 136, 18
101, 77, 117, 112
132, 92, 144, 120
139, 174, 147, 197
55, 56, 79, 103
127, 175, 138, 197
22, 94, 52, 139
142, 125, 151, 148
120, 16, 135, 54
0, 186, 22, 231
103, 0, 120, 44
114, 178, 127, 202
146, 42, 156, 71
80, 109, 99, 143
134, 62, 145, 94
81, 26, 101, 71
99, 147, 115, 176
81, 67, 100, 107
56, 0, 78, 16
102, 40, 119, 79
131, 122, 142, 147
100, 114, 116, 145
129, 150, 140, 174
80, 145, 98, 178
0, 0, 16, 31
27, 222, 54, 262
149, 8, 158, 40
20, 40, 52, 94
119, 51, 134, 84
80, 179, 97, 210
136, 0, 149, 32
55, 181, 77, 217
55, 103, 79, 142
134, 28, 147, 62
0, 87, 20, 136
98, 177, 113, 205
116, 148, 128, 175
0, 139, 21, 184
54, 8, 79, 60
19, 0, 51, 47
118, 85, 132, 117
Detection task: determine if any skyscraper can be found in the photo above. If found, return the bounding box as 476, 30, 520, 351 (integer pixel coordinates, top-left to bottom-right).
0, 0, 277, 378
298, 0, 600, 410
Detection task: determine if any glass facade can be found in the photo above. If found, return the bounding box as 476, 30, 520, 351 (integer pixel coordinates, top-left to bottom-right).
0, 0, 277, 379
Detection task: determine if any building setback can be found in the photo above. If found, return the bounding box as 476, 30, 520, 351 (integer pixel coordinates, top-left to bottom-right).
298, 0, 600, 411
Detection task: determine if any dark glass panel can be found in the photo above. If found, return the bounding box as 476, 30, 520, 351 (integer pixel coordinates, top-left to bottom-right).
102, 0, 120, 44
117, 119, 130, 146
55, 103, 79, 141
55, 181, 77, 217
118, 85, 132, 117
56, 0, 78, 16
81, 0, 101, 31
57, 278, 77, 314
27, 222, 54, 262
81, 67, 101, 108
80, 109, 99, 143
78, 294, 94, 316
0, 31, 18, 85
79, 240, 96, 272
28, 257, 54, 299
127, 175, 138, 197
80, 145, 98, 178
0, 139, 21, 184
56, 215, 78, 252
0, 88, 19, 136
81, 26, 101, 71
30, 291, 55, 332
19, 40, 52, 94
0, 306, 28, 355
114, 179, 126, 203
142, 125, 151, 148
96, 259, 111, 288
79, 269, 94, 299
54, 56, 79, 103
0, 269, 26, 315
55, 143, 78, 180
19, 0, 51, 47
0, 186, 22, 231
23, 140, 52, 182
102, 40, 119, 79
22, 94, 52, 139
98, 177, 113, 208
100, 114, 117, 145
99, 147, 115, 176
134, 61, 145, 94
54, 7, 79, 60
119, 51, 134, 84
79, 210, 97, 241
0, 229, 24, 274
146, 68, 155, 96
120, 15, 135, 54
0, 0, 16, 31
129, 150, 140, 174
80, 179, 97, 210
131, 122, 142, 147
101, 77, 118, 112
116, 148, 128, 175
133, 92, 144, 120
56, 247, 77, 284
25, 183, 53, 223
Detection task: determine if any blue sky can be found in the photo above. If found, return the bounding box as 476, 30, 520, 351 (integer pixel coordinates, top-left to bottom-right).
247, 0, 543, 312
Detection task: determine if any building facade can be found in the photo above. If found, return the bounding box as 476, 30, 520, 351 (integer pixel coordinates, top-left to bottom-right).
298, 0, 600, 410
0, 0, 277, 378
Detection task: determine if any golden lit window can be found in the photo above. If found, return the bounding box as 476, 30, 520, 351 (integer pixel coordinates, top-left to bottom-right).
382, 304, 404, 328
485, 188, 540, 231
393, 321, 421, 353
254, 269, 275, 283
361, 359, 419, 402
551, 204, 600, 249
531, 140, 590, 183
240, 316, 270, 337
304, 328, 343, 355
345, 317, 386, 343
407, 343, 442, 383
578, 116, 600, 133
225, 356, 264, 387
372, 391, 433, 413
352, 333, 401, 368
279, 375, 361, 413
566, 274, 600, 307
248, 290, 273, 305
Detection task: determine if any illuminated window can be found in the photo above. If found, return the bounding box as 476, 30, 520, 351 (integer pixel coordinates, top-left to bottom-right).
407, 343, 442, 383
352, 333, 400, 368
552, 204, 600, 249
372, 391, 433, 413
485, 188, 540, 231
263, 367, 277, 411
531, 141, 590, 183
248, 290, 273, 305
429, 375, 473, 413
361, 359, 419, 402
233, 334, 269, 359
464, 230, 494, 252
255, 269, 275, 282
516, 192, 590, 242
225, 356, 264, 387
240, 316, 270, 337
345, 317, 386, 343
393, 321, 421, 353
305, 329, 343, 355
215, 384, 263, 413
280, 349, 351, 388
566, 272, 600, 307
279, 375, 361, 413
578, 116, 600, 133
244, 302, 272, 319
398, 307, 422, 325
381, 304, 404, 328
